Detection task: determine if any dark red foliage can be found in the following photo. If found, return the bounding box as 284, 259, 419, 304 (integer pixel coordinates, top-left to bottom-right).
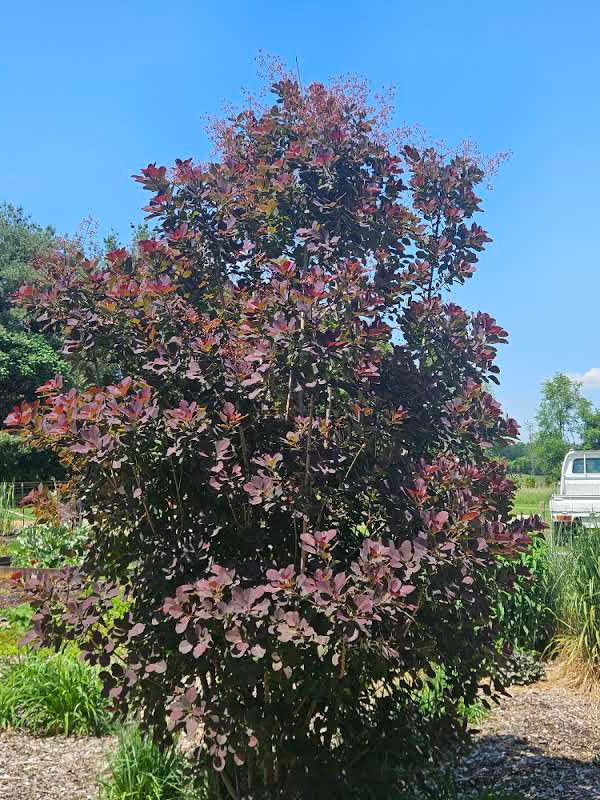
7, 73, 543, 798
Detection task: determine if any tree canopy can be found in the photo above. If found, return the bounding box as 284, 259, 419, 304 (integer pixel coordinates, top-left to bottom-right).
0, 203, 66, 480
0, 203, 54, 325
533, 372, 600, 477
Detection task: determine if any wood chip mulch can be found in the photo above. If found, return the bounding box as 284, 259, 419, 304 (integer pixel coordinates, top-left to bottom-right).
0, 730, 114, 800
1, 671, 600, 798
456, 670, 600, 799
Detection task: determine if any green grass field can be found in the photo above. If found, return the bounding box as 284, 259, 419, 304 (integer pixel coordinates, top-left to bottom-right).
511, 486, 553, 519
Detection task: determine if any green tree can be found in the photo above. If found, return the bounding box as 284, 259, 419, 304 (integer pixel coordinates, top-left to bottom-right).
534, 373, 587, 477
0, 203, 54, 326
0, 204, 64, 479
491, 441, 534, 474
0, 326, 66, 421
581, 402, 600, 449
536, 373, 585, 441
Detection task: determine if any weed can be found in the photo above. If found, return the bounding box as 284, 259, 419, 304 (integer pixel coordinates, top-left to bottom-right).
0, 484, 18, 536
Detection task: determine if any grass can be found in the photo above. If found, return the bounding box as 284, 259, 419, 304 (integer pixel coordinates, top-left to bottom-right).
502, 521, 600, 692
511, 485, 552, 519
98, 725, 204, 800
545, 525, 600, 691
0, 483, 18, 536
0, 649, 112, 735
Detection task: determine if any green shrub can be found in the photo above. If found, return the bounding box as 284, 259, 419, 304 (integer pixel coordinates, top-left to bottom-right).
493, 534, 556, 654
0, 603, 33, 657
0, 432, 63, 482
99, 725, 203, 800
491, 647, 545, 687
9, 521, 89, 568
522, 475, 536, 488
417, 665, 490, 725
0, 650, 111, 735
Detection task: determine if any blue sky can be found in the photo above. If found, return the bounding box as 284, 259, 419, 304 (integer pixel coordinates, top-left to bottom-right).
1, 0, 599, 432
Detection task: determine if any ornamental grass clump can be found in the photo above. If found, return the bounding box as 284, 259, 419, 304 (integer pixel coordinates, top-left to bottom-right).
0, 650, 111, 735
7, 62, 542, 797
547, 526, 600, 690
99, 725, 200, 800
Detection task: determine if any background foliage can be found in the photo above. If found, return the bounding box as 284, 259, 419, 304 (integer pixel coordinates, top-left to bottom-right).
0, 203, 65, 480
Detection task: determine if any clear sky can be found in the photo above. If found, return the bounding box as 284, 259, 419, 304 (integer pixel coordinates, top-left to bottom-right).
1, 0, 599, 431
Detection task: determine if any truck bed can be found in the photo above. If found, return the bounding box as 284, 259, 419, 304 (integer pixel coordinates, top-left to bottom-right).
550, 494, 600, 523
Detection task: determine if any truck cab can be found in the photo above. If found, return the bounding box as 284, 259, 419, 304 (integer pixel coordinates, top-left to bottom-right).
550, 449, 600, 526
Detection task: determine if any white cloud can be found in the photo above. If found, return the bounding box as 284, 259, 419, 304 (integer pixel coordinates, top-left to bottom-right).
568, 368, 600, 390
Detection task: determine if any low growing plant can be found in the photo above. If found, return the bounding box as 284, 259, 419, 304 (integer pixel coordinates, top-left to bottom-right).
9, 65, 542, 797
399, 768, 526, 800
491, 647, 545, 687
0, 649, 111, 735
0, 602, 33, 657
99, 724, 202, 800
9, 521, 89, 568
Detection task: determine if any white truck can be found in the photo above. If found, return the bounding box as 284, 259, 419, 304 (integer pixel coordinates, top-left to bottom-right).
549, 449, 600, 526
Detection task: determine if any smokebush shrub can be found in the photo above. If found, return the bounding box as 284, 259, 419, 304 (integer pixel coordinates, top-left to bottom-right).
8, 67, 542, 797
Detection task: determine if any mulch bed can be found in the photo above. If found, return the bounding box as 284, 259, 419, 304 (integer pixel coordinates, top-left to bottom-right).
0, 670, 600, 797
456, 669, 600, 799
0, 730, 114, 800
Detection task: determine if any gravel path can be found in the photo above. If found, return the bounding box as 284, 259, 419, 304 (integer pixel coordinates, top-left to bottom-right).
456, 672, 600, 799
0, 730, 114, 800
